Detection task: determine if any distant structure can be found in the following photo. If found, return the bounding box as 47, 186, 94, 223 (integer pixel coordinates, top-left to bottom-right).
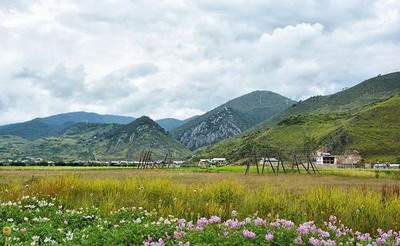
198, 158, 227, 167
312, 151, 336, 165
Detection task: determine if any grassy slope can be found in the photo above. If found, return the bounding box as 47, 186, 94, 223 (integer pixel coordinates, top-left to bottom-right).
258, 71, 400, 128
197, 95, 400, 163
0, 119, 192, 161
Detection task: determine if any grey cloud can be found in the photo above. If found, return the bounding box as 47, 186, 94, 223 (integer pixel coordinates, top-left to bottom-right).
0, 0, 399, 124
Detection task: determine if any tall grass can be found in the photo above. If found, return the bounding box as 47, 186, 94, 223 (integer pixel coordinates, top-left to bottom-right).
1, 175, 400, 233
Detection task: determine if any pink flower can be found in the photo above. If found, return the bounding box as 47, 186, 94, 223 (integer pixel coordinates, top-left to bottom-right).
243, 229, 256, 239
174, 231, 185, 239
294, 237, 303, 245
265, 233, 274, 241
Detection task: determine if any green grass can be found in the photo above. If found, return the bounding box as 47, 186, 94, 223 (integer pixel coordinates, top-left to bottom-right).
1, 166, 400, 233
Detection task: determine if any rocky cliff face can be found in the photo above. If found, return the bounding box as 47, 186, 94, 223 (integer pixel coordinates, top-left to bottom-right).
171, 90, 295, 150
175, 107, 249, 150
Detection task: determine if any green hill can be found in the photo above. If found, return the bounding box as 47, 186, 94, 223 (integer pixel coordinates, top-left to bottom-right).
171, 90, 295, 150
0, 116, 192, 161
259, 72, 400, 128
197, 94, 400, 163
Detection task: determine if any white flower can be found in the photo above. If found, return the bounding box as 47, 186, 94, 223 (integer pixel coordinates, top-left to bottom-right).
32, 235, 40, 241
66, 231, 73, 241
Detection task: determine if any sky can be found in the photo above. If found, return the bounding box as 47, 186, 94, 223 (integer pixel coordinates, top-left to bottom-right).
0, 0, 399, 125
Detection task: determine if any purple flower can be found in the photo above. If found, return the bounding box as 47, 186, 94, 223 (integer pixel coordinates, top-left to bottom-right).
255, 217, 266, 226
208, 216, 221, 224
271, 219, 295, 228
376, 238, 386, 245
196, 217, 208, 227
265, 233, 274, 241
309, 237, 321, 246
243, 229, 256, 239
323, 240, 336, 246
297, 224, 310, 235
178, 219, 186, 229
225, 219, 240, 229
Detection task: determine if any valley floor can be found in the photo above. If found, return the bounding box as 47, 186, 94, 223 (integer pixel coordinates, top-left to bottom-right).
1, 166, 400, 244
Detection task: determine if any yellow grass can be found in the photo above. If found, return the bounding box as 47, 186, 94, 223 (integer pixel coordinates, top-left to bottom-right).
1, 168, 400, 233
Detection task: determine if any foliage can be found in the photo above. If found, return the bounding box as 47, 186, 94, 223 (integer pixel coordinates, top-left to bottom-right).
1, 175, 400, 234
1, 196, 400, 245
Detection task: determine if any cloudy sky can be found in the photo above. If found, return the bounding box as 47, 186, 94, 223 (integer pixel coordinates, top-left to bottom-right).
0, 0, 399, 124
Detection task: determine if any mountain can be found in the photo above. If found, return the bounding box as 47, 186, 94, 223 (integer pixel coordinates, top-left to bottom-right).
259, 72, 400, 128
0, 112, 135, 140
156, 118, 185, 131
0, 116, 192, 161
38, 111, 135, 125
0, 119, 73, 140
197, 72, 400, 163
0, 111, 188, 140
171, 91, 295, 150
198, 94, 400, 163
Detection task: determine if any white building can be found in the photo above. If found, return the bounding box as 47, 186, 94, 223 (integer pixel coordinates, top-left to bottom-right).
312, 152, 336, 165
210, 158, 227, 164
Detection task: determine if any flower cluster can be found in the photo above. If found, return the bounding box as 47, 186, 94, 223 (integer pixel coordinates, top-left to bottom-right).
1, 197, 400, 245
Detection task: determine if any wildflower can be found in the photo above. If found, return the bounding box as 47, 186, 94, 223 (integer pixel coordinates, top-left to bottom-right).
208, 215, 221, 224
32, 236, 40, 242
265, 233, 274, 241
66, 231, 73, 241
255, 217, 266, 226
231, 210, 238, 218
178, 242, 190, 246
294, 237, 303, 245
323, 240, 336, 246
243, 229, 256, 239
178, 219, 186, 229
174, 231, 185, 239
376, 238, 386, 245
3, 226, 12, 237
309, 237, 321, 246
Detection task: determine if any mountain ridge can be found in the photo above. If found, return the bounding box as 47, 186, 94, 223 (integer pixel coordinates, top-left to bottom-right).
171, 90, 295, 150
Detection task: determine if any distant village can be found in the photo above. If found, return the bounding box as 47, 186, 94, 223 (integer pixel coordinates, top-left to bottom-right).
1, 150, 399, 170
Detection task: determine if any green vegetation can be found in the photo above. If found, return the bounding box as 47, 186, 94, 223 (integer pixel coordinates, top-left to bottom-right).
198, 94, 400, 163
2, 196, 398, 245
1, 172, 400, 234
259, 71, 400, 128
0, 117, 192, 161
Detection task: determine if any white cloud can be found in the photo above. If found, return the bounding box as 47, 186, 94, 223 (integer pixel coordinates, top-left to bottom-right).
0, 0, 399, 124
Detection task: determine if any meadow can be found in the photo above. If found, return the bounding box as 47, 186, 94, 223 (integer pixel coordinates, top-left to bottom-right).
1, 166, 400, 245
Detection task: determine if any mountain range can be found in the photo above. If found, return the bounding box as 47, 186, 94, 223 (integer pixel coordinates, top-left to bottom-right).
0, 112, 187, 140
0, 71, 399, 163
0, 116, 191, 161
197, 72, 400, 163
